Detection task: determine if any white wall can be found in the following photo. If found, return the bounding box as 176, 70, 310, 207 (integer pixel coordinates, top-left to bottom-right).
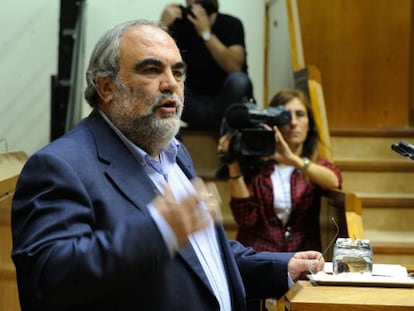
267, 0, 294, 101
0, 0, 59, 156
0, 0, 292, 156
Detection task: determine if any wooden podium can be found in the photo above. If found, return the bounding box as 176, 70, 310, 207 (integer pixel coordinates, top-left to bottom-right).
276, 280, 414, 311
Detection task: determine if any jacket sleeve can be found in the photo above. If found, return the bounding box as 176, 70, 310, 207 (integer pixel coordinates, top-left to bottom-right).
11, 152, 170, 310
229, 240, 294, 300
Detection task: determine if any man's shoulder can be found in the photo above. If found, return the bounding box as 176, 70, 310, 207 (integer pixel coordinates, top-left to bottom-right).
29, 113, 104, 162
217, 12, 242, 24
215, 13, 244, 36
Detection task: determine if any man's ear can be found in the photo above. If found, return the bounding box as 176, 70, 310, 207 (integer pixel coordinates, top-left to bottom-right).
96, 76, 115, 104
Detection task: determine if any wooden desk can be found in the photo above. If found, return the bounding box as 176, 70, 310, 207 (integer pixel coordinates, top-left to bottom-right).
278, 280, 414, 311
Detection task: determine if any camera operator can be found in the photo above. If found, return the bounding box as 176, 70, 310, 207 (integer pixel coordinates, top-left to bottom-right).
159, 0, 253, 132
218, 89, 342, 310
219, 88, 342, 251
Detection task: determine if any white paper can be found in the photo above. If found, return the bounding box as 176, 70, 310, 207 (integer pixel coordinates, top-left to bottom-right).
323, 262, 408, 277
308, 262, 414, 288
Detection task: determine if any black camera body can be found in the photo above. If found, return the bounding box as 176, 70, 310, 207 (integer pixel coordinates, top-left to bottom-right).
222, 100, 292, 162
180, 0, 218, 18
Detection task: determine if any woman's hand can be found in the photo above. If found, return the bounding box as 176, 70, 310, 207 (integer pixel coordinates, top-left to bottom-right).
272, 126, 296, 165
261, 124, 295, 165
217, 133, 232, 154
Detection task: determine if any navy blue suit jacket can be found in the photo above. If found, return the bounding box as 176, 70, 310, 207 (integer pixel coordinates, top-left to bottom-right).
12, 110, 293, 311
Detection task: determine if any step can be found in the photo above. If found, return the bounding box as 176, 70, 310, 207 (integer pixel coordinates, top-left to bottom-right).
363, 207, 414, 232
365, 229, 414, 265
340, 171, 414, 194
360, 192, 414, 207
337, 158, 414, 195
331, 135, 414, 161
335, 159, 414, 172
357, 193, 414, 232
178, 129, 220, 178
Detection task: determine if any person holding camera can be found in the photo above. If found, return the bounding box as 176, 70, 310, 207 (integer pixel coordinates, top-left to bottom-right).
160, 0, 253, 132
219, 88, 342, 253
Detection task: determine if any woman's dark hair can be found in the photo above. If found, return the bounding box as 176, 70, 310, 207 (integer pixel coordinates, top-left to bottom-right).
268, 88, 319, 158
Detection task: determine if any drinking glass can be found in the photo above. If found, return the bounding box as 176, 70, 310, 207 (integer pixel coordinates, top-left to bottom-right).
333, 238, 373, 276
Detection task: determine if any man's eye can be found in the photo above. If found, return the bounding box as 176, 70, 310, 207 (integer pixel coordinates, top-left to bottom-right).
143, 67, 160, 74
174, 70, 186, 80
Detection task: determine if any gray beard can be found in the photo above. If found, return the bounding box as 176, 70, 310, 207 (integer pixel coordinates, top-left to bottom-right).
110, 85, 183, 156
125, 112, 181, 155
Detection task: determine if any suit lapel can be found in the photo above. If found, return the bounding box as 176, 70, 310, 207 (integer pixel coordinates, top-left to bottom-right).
87, 111, 157, 214
86, 111, 225, 300
105, 159, 157, 216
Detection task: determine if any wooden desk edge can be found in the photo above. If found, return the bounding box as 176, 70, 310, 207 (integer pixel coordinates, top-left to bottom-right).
278, 280, 414, 311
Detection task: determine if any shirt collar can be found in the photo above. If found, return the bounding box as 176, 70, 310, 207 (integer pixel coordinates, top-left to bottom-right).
98, 109, 181, 166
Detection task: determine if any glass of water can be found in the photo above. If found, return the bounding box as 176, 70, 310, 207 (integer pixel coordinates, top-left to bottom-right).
333, 238, 373, 276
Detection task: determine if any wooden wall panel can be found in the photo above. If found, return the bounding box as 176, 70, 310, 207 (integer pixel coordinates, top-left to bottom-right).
297, 0, 412, 129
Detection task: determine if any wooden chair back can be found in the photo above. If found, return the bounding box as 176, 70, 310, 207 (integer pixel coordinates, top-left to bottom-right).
320, 189, 365, 261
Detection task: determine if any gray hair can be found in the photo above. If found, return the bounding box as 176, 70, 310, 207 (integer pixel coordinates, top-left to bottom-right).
84, 19, 164, 107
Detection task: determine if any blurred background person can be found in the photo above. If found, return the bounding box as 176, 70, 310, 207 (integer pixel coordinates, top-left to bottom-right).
160, 0, 253, 132
219, 88, 342, 253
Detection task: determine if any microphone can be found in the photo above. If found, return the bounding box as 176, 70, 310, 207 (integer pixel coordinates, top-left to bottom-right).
391, 141, 414, 160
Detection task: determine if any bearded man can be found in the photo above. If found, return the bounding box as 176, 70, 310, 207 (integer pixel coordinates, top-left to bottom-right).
11, 19, 324, 311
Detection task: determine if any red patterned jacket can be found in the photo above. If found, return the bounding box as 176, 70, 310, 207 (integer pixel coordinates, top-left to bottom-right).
230, 159, 342, 252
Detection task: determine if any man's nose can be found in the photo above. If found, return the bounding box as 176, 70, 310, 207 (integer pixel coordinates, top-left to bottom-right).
160, 70, 180, 92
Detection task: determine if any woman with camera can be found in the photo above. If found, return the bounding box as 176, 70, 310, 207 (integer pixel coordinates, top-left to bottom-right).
219, 88, 342, 254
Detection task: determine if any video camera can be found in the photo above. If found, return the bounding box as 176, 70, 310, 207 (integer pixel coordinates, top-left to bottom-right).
180, 0, 218, 18
220, 100, 292, 164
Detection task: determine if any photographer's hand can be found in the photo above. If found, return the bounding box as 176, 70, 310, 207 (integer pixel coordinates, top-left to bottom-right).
273, 127, 340, 189
217, 133, 241, 170
260, 124, 294, 163
160, 3, 183, 27
217, 133, 231, 153
273, 126, 296, 165
186, 4, 211, 37
217, 134, 249, 198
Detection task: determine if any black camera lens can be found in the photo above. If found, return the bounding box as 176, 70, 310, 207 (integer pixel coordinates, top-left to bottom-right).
240, 129, 275, 157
